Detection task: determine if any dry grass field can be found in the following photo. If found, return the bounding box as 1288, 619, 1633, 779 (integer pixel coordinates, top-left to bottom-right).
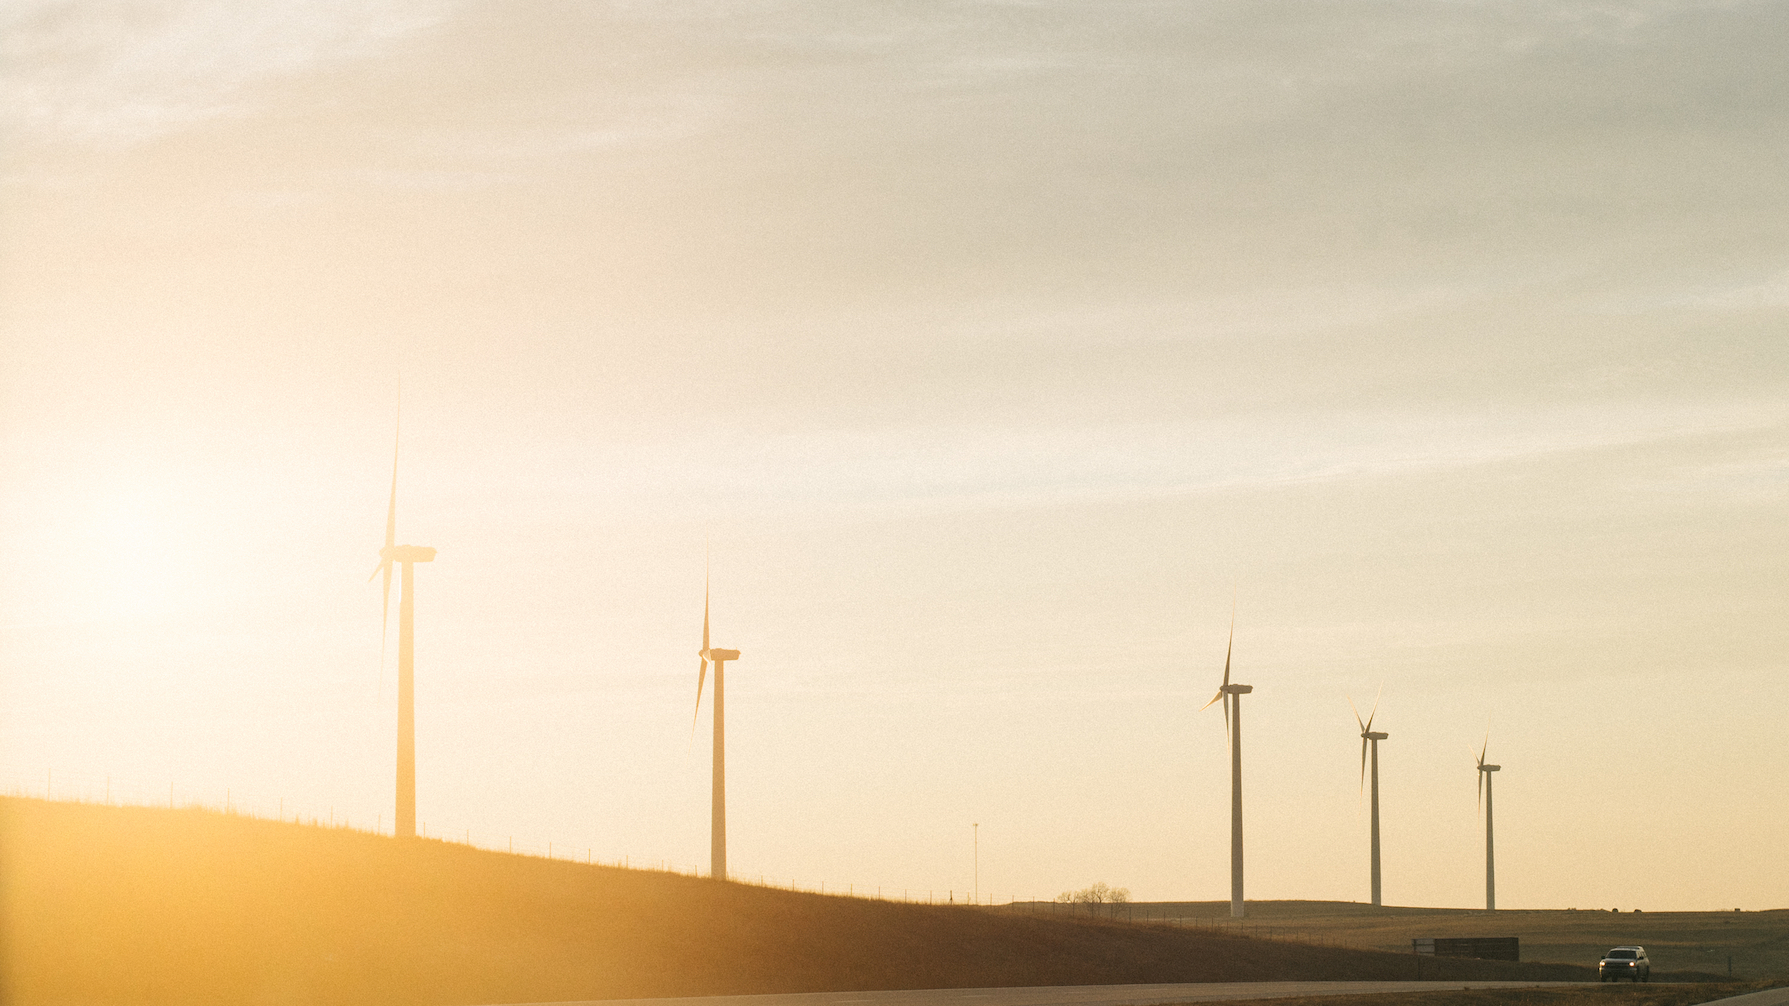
1059, 900, 1789, 979
0, 797, 1659, 1006
1168, 982, 1784, 1006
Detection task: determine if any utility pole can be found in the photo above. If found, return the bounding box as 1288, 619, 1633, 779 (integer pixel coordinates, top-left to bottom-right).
973, 823, 979, 904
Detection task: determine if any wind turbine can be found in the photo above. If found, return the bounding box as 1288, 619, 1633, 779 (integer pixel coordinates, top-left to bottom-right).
1200, 613, 1251, 918
1349, 694, 1389, 907
692, 572, 741, 880
1476, 735, 1501, 911
369, 413, 436, 840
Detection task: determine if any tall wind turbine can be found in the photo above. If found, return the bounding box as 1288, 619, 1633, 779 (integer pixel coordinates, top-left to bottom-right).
1476, 736, 1501, 911
369, 414, 436, 840
692, 573, 741, 880
1200, 614, 1251, 918
1350, 694, 1389, 907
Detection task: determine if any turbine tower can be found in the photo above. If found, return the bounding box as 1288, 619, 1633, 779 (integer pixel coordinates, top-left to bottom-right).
1476, 737, 1501, 911
1350, 694, 1388, 907
1200, 614, 1251, 918
369, 415, 436, 840
692, 575, 741, 880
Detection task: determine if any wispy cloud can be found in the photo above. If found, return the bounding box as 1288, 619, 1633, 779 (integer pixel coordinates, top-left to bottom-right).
0, 0, 453, 147
1667, 268, 1789, 311
462, 394, 1789, 522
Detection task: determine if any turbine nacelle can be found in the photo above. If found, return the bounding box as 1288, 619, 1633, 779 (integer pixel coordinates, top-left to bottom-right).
1349, 693, 1387, 790
1220, 683, 1253, 694
381, 544, 437, 563
1475, 736, 1500, 811
705, 648, 741, 662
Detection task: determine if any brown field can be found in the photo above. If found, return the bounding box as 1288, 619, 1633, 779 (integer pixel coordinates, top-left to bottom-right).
1061, 900, 1789, 980
1163, 983, 1783, 1006
1, 798, 1776, 1006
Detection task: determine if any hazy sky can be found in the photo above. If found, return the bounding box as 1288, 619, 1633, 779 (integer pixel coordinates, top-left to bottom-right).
3, 0, 1786, 911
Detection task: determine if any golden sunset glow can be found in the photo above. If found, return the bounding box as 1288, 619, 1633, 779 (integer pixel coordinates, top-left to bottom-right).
3, 6, 1786, 988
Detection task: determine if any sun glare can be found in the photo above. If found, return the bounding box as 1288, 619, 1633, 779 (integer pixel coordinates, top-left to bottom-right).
69, 492, 199, 622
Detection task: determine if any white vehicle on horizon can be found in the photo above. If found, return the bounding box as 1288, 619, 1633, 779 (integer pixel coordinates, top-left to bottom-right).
1599, 946, 1651, 982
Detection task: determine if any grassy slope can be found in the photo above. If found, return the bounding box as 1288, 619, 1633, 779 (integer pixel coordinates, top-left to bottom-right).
3, 799, 1603, 1006
1101, 902, 1789, 979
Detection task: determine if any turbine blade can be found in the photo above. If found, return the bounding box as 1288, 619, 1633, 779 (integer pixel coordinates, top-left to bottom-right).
1201, 603, 1236, 714
1477, 766, 1484, 811
691, 657, 709, 731
1348, 694, 1365, 731
1203, 602, 1234, 729
380, 560, 392, 643
693, 561, 711, 733
373, 388, 400, 703
1221, 612, 1234, 688
1360, 736, 1368, 789
1366, 686, 1381, 732
384, 410, 399, 551
373, 393, 399, 638
377, 560, 392, 692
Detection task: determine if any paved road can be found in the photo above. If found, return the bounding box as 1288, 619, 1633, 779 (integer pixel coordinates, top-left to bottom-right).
1697, 989, 1789, 1006
490, 981, 1595, 1006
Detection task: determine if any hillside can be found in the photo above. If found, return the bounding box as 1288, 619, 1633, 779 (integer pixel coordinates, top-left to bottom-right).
4, 798, 1601, 1006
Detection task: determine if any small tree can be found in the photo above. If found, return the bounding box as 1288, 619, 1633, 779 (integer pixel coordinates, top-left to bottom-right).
1058, 882, 1132, 916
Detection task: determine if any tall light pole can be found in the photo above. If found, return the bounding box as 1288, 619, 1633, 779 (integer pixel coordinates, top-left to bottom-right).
973, 823, 979, 904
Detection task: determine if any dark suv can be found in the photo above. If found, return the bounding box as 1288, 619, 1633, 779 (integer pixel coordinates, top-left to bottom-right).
1599, 947, 1650, 982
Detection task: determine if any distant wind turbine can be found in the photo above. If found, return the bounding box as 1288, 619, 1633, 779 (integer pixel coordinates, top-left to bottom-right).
1349, 693, 1389, 907
369, 411, 436, 840
1200, 612, 1251, 918
692, 570, 741, 881
1476, 735, 1501, 911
